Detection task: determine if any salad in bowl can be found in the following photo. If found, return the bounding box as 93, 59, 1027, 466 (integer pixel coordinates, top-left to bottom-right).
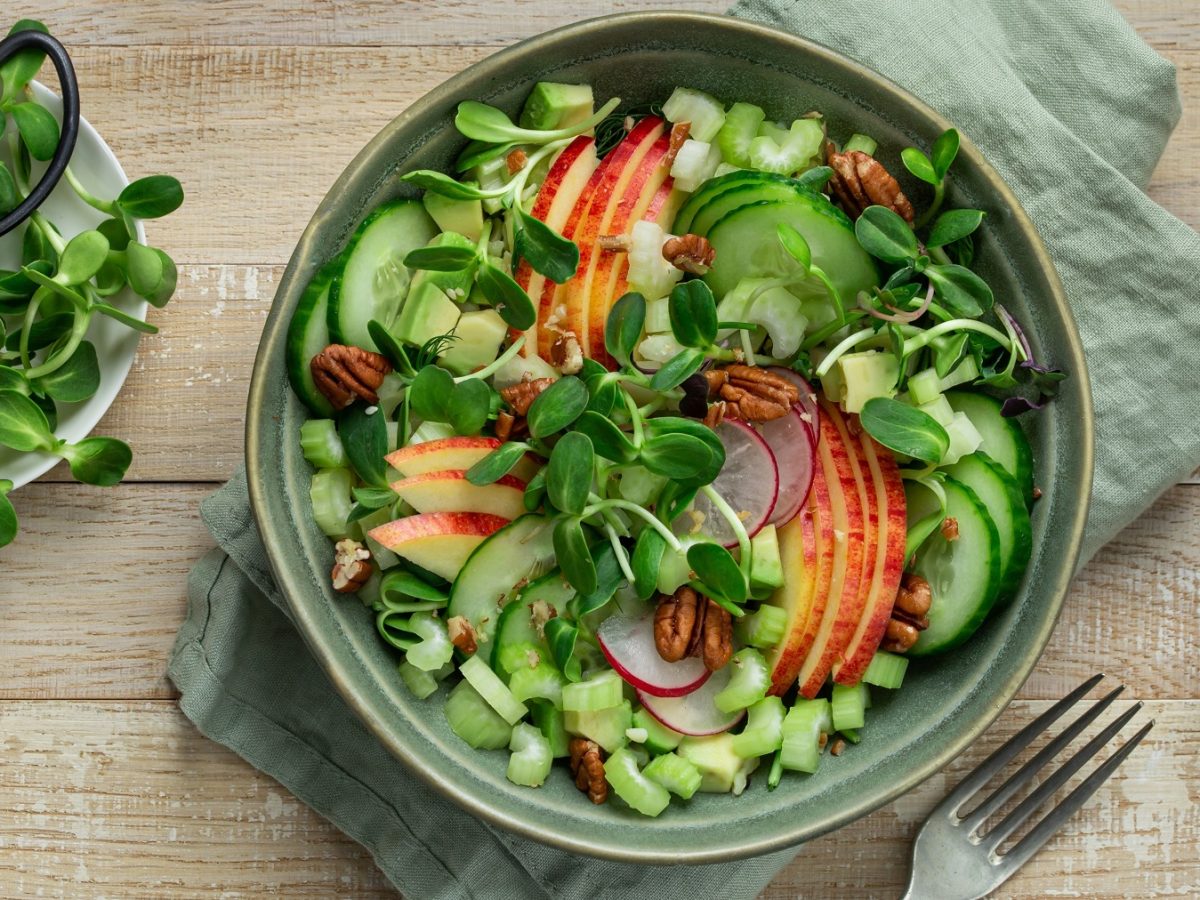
284, 80, 1061, 817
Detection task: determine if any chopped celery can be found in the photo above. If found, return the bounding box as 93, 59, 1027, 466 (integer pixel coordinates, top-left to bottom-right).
644, 296, 671, 334
643, 752, 702, 799
508, 660, 566, 708
780, 698, 832, 774
299, 419, 347, 469
404, 611, 455, 672
748, 524, 785, 592
842, 133, 878, 156
625, 727, 649, 744
907, 368, 944, 406
670, 139, 723, 193
507, 723, 553, 787
460, 655, 529, 725
564, 700, 632, 753
561, 669, 624, 712
713, 648, 770, 714
445, 680, 512, 750
529, 700, 569, 758
862, 650, 909, 689
734, 604, 788, 649
309, 468, 354, 537
498, 640, 547, 675
732, 695, 786, 759
840, 728, 861, 744
604, 747, 671, 816
398, 661, 439, 700
627, 220, 683, 301
678, 733, 760, 793
661, 87, 726, 142
831, 681, 870, 732
918, 394, 956, 427
716, 102, 766, 167
631, 706, 684, 754
941, 411, 984, 465
767, 747, 784, 790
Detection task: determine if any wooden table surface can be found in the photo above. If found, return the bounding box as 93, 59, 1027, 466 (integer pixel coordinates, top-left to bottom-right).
1, 2, 1196, 897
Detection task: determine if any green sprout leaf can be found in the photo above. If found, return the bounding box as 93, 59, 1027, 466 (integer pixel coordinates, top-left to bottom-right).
408, 364, 455, 422
0, 162, 17, 215
455, 139, 520, 174
0, 366, 30, 394
648, 347, 706, 392
125, 242, 178, 307
631, 527, 666, 600
351, 486, 396, 510
687, 542, 747, 609
604, 291, 646, 368
515, 209, 579, 284
796, 165, 833, 189
0, 478, 17, 548
930, 129, 960, 180
336, 404, 389, 488
573, 410, 636, 463
522, 466, 546, 509
668, 280, 718, 349
466, 441, 530, 486
32, 340, 99, 403
454, 97, 621, 146
543, 615, 582, 682
93, 302, 158, 334
925, 263, 993, 317
6, 311, 71, 352
574, 541, 623, 618
477, 262, 536, 331
525, 375, 588, 439
367, 320, 415, 377
56, 230, 110, 286
859, 397, 949, 465
403, 244, 479, 272
639, 432, 716, 482
927, 209, 984, 248
446, 377, 491, 436
776, 223, 812, 272
855, 205, 920, 263
901, 147, 938, 186
117, 175, 184, 219
0, 389, 55, 451
58, 436, 132, 486
11, 101, 59, 161
96, 217, 132, 251
553, 516, 597, 596
546, 431, 593, 515
400, 169, 495, 200
0, 20, 49, 102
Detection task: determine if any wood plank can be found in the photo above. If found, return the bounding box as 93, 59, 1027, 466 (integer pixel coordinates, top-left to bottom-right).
0, 698, 1191, 898
2, 481, 1196, 702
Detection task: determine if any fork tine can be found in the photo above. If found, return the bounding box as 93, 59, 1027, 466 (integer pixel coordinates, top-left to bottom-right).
982, 701, 1144, 852
936, 674, 1105, 816
960, 684, 1125, 832
998, 719, 1154, 871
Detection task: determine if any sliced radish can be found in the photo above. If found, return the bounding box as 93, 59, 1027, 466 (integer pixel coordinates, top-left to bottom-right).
597, 614, 711, 697
637, 665, 745, 735
768, 366, 820, 441
676, 418, 778, 547
758, 406, 816, 526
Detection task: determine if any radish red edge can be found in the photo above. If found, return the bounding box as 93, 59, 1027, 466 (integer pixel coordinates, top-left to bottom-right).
635, 666, 746, 736
760, 406, 817, 527
597, 615, 711, 698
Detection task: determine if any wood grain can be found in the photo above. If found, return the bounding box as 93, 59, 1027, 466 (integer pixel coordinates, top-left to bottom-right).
0, 699, 1192, 898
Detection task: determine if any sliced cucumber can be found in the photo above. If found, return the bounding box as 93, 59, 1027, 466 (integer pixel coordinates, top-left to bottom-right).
945, 391, 1035, 502
702, 197, 879, 301
944, 453, 1033, 602
446, 514, 557, 650
491, 569, 576, 671
689, 179, 814, 236
909, 478, 1002, 656
327, 199, 438, 351
285, 257, 343, 416
673, 169, 793, 234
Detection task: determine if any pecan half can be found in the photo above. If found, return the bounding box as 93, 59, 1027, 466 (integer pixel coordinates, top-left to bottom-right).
941, 516, 960, 542
882, 572, 932, 652
505, 148, 528, 176
499, 376, 555, 416
654, 588, 732, 671
447, 615, 478, 656
826, 148, 914, 224
331, 539, 372, 593
549, 331, 583, 375
662, 233, 716, 275
311, 344, 392, 410
703, 365, 800, 422
663, 121, 691, 169
569, 737, 607, 804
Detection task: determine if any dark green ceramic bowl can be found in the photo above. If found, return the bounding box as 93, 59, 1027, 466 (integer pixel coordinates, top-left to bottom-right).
247, 12, 1092, 862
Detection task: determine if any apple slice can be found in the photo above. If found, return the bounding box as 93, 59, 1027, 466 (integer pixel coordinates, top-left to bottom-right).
384, 436, 538, 482
367, 512, 510, 582
536, 116, 665, 359
637, 665, 744, 736
390, 469, 526, 520
757, 405, 816, 527
597, 614, 711, 697
834, 428, 907, 684
515, 136, 598, 355
795, 403, 867, 698
765, 466, 835, 695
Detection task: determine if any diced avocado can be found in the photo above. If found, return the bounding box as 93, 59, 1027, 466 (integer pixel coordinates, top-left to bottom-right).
941, 411, 984, 465
564, 700, 632, 754
409, 232, 478, 299
838, 351, 900, 414
917, 395, 955, 427
749, 523, 785, 591
819, 361, 846, 404
518, 82, 594, 130
440, 309, 508, 376
393, 280, 461, 348
907, 368, 943, 406
677, 733, 761, 793
422, 192, 484, 242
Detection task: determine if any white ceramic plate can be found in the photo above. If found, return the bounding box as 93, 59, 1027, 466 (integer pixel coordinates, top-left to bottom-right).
0, 82, 147, 489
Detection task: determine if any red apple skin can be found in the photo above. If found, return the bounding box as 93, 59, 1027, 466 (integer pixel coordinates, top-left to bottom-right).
796, 404, 867, 699
834, 427, 907, 684
367, 511, 510, 546
765, 465, 835, 696
515, 136, 598, 354
383, 436, 537, 482
585, 133, 672, 365
535, 116, 664, 359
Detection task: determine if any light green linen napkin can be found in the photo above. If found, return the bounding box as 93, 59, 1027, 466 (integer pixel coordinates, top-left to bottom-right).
170, 2, 1199, 896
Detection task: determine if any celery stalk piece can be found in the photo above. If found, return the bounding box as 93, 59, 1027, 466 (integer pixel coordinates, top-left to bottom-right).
460, 655, 529, 725
831, 681, 870, 732
734, 604, 788, 649
445, 680, 513, 750
404, 612, 455, 672
508, 661, 566, 708
309, 468, 354, 537
398, 661, 439, 700
529, 700, 570, 758
643, 752, 703, 799
604, 747, 672, 816
862, 650, 909, 689
631, 706, 684, 754
299, 419, 347, 469
731, 695, 786, 759
561, 669, 624, 712
507, 723, 553, 787
713, 648, 770, 714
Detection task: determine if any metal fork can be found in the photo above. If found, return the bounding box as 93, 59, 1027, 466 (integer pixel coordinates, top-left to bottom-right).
900, 674, 1154, 900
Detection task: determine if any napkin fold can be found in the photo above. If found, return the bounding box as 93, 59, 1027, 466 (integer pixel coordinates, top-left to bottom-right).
170, 2, 1200, 896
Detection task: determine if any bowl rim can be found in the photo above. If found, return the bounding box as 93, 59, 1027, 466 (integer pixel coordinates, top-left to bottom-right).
247, 10, 1094, 863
